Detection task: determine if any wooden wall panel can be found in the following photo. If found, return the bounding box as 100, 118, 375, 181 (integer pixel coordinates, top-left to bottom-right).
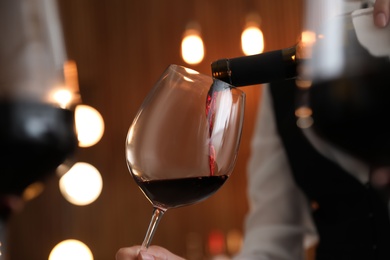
6, 1, 303, 259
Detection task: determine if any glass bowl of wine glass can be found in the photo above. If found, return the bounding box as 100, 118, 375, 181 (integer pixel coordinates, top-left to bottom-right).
125, 64, 245, 249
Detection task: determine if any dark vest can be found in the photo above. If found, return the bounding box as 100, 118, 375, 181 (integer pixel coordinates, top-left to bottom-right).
269, 79, 390, 260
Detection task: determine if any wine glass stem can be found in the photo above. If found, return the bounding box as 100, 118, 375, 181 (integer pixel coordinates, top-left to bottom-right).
141, 207, 165, 249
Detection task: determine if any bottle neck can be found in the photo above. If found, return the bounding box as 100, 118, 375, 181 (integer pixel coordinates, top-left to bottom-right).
211, 59, 232, 85
211, 45, 298, 87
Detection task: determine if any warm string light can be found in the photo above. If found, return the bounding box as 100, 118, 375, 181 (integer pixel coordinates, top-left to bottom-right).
52, 88, 73, 109
241, 13, 264, 55
59, 162, 103, 206
53, 61, 105, 207
49, 239, 93, 260
75, 104, 105, 147
181, 22, 205, 65
181, 14, 264, 64
50, 61, 105, 260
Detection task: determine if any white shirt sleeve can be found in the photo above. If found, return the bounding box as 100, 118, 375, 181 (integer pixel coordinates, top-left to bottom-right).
234, 85, 318, 260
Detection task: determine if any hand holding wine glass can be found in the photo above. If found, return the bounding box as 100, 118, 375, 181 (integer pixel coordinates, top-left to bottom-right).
125, 64, 245, 249
116, 245, 184, 260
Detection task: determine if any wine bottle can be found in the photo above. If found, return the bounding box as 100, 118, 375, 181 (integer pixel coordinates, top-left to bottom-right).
211, 1, 372, 88
211, 45, 299, 86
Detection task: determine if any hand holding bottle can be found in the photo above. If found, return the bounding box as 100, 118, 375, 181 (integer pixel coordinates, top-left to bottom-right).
374, 0, 390, 27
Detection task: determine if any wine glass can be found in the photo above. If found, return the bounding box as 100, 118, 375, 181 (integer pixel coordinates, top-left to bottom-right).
0, 0, 79, 199
296, 1, 390, 168
0, 0, 79, 257
125, 64, 245, 249
296, 1, 390, 192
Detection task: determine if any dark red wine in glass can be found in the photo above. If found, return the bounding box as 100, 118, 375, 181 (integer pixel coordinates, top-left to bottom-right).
205, 80, 231, 176
0, 100, 77, 220
135, 175, 229, 209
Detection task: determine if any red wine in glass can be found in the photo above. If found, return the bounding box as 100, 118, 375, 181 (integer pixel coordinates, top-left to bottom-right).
135, 175, 229, 209
0, 100, 77, 220
206, 80, 231, 176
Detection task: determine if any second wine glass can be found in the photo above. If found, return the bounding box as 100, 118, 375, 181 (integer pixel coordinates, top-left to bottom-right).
125, 64, 245, 249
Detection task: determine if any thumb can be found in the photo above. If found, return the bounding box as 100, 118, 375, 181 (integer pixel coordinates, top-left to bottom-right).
138, 250, 168, 260
138, 251, 156, 260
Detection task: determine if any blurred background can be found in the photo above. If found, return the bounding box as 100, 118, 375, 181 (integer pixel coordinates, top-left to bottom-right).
6, 0, 303, 259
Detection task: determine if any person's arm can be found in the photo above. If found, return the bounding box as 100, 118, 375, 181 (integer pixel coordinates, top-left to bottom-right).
374, 0, 390, 27
232, 85, 317, 260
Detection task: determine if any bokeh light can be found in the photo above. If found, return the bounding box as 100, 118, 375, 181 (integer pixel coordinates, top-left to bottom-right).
49, 239, 93, 260
181, 29, 205, 65
75, 104, 105, 147
59, 162, 103, 206
241, 26, 264, 55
